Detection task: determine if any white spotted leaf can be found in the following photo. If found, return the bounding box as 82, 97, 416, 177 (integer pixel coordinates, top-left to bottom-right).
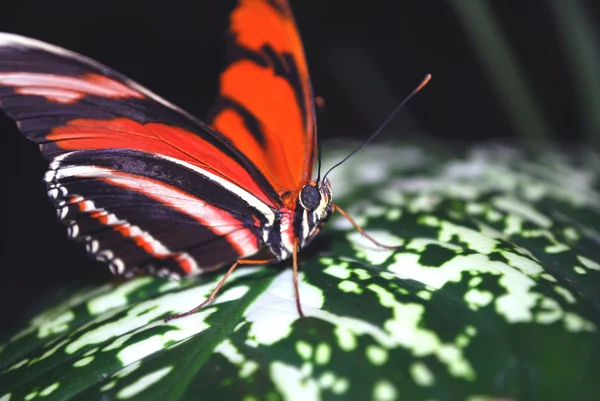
1, 143, 599, 401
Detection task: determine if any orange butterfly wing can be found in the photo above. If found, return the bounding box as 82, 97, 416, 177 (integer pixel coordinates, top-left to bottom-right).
209, 0, 316, 205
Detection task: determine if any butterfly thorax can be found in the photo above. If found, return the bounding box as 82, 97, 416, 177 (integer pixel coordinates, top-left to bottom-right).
263, 179, 333, 261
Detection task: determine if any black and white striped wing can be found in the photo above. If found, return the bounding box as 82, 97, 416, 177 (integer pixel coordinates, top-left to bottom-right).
0, 32, 282, 278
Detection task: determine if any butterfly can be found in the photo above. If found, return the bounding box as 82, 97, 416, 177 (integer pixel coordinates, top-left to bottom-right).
0, 0, 428, 320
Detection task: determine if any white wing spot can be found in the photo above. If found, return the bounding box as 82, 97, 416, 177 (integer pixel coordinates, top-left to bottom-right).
109, 259, 126, 275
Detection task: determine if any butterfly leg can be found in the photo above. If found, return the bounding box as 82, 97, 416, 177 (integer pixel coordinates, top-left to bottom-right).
292, 237, 305, 318
163, 258, 273, 323
333, 204, 403, 250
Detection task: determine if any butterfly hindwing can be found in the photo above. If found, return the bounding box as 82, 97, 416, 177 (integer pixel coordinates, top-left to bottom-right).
209, 0, 317, 201
0, 32, 282, 277
47, 149, 265, 277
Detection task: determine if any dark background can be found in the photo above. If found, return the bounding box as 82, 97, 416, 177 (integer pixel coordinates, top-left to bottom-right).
0, 0, 598, 333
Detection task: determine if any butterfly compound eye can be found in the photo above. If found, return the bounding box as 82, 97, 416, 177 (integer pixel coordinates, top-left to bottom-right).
300, 184, 321, 211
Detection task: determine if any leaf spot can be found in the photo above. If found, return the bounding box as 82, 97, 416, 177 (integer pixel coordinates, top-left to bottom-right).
295, 340, 312, 361
270, 361, 320, 401
73, 356, 94, 367
365, 345, 388, 366
373, 380, 397, 401
39, 382, 60, 396
116, 366, 173, 399
410, 361, 435, 386
315, 343, 331, 365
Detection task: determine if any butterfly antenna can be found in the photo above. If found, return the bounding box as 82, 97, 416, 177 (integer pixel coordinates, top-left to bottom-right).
322, 73, 431, 181
315, 97, 324, 183
316, 137, 323, 184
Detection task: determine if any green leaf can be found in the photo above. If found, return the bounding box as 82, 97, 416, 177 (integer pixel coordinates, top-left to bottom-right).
1, 143, 599, 401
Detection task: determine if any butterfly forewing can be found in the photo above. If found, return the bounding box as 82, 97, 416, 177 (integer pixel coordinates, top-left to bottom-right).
0, 33, 282, 278
0, 0, 324, 287
209, 0, 317, 200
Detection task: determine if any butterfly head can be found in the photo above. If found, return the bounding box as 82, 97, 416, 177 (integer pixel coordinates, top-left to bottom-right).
296, 179, 333, 244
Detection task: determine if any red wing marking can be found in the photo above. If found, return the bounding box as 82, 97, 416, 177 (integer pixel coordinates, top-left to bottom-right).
47, 118, 277, 207
0, 72, 143, 103
216, 60, 304, 192
211, 0, 316, 200
231, 0, 310, 95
